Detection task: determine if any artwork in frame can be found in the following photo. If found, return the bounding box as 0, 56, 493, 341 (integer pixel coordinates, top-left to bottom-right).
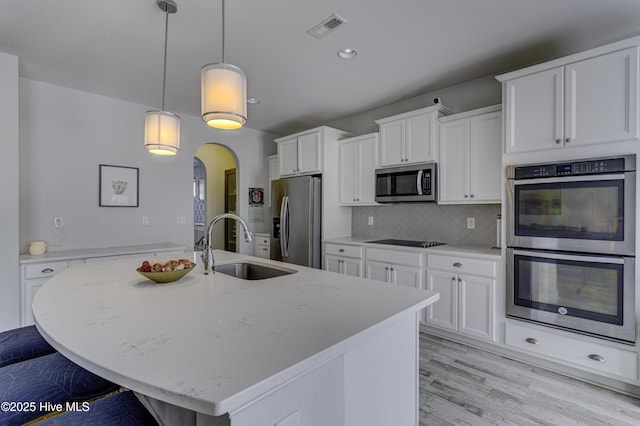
99, 164, 139, 207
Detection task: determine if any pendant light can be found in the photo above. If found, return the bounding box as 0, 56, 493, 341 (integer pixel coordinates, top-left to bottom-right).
144, 0, 181, 155
201, 0, 247, 130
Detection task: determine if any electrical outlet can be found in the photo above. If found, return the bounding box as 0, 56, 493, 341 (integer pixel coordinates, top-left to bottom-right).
54, 217, 63, 228
177, 216, 186, 224
368, 216, 374, 226
466, 217, 475, 229
142, 216, 149, 226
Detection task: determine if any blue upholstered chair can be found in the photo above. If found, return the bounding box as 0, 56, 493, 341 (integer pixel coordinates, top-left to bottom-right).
37, 390, 158, 425
0, 325, 56, 367
0, 352, 119, 425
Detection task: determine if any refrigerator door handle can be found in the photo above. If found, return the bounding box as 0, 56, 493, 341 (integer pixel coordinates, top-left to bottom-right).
280, 196, 289, 258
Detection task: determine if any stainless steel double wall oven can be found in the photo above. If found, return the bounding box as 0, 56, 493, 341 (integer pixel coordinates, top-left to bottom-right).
506, 155, 636, 343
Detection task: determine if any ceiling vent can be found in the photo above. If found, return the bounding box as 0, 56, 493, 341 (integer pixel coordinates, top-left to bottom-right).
307, 14, 348, 39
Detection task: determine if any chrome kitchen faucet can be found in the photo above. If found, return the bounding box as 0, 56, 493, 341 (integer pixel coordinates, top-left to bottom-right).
202, 213, 253, 274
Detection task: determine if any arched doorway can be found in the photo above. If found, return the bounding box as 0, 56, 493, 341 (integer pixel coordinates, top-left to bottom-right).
194, 144, 238, 251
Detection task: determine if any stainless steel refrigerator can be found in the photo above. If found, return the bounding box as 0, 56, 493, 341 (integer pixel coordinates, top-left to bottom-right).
271, 175, 322, 268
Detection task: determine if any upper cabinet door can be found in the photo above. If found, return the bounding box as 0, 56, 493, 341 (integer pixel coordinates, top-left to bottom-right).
469, 111, 502, 202
565, 47, 639, 147
379, 120, 405, 166
338, 140, 358, 204
356, 134, 379, 204
504, 67, 564, 154
297, 131, 322, 174
405, 112, 435, 163
278, 138, 299, 176
439, 120, 468, 203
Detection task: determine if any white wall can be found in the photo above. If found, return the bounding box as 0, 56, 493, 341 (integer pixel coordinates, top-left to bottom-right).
18, 79, 277, 257
0, 52, 20, 331
329, 75, 501, 135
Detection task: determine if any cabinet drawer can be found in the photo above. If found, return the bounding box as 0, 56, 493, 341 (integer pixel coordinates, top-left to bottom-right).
427, 254, 496, 277
24, 261, 69, 279
506, 322, 638, 381
255, 245, 270, 259
325, 243, 363, 259
366, 247, 424, 267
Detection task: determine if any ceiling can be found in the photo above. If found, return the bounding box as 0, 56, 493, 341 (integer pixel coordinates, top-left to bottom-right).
1, 0, 640, 136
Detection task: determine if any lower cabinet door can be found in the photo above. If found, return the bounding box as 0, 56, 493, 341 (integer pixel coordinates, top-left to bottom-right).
459, 274, 495, 341
342, 258, 363, 277
324, 255, 342, 274
390, 264, 422, 289
425, 270, 458, 331
365, 261, 389, 283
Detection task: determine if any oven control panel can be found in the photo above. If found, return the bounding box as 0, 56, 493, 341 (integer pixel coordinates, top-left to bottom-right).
514, 157, 627, 179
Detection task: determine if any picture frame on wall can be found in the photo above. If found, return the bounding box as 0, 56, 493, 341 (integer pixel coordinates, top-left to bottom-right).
99, 164, 139, 207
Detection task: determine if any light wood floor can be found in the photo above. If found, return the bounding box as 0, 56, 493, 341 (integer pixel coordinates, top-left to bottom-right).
419, 333, 640, 425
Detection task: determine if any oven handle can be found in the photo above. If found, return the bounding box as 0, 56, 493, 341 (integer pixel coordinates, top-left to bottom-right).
510, 248, 626, 264
512, 173, 628, 185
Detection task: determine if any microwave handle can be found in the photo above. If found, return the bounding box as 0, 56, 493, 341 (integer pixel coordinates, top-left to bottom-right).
417, 170, 423, 195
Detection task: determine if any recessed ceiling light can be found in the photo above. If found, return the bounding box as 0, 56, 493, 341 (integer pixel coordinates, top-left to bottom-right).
247, 97, 259, 104
337, 48, 357, 60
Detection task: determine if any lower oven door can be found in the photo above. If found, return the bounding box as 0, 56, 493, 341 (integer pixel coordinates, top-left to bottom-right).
507, 248, 636, 343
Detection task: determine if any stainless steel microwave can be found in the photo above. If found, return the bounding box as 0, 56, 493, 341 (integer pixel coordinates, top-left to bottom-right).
375, 162, 437, 203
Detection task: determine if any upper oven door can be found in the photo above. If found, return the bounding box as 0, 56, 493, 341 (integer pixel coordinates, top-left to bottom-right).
506, 172, 636, 255
375, 163, 436, 202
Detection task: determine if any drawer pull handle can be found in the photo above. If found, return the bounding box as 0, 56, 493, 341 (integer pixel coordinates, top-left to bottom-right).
41, 268, 54, 274
588, 354, 606, 363
339, 249, 345, 253
525, 337, 540, 345
452, 262, 462, 268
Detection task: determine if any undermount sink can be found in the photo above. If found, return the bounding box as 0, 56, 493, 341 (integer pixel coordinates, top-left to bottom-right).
214, 261, 297, 280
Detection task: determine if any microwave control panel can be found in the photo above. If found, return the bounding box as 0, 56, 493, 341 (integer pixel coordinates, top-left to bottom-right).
514, 157, 627, 179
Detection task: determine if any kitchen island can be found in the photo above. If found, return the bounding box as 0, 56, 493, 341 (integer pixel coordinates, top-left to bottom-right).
32, 250, 439, 425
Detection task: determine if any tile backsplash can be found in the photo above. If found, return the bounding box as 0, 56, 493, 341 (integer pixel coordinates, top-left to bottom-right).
352, 203, 501, 247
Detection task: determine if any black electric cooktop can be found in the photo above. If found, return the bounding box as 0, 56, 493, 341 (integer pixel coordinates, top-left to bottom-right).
366, 239, 446, 248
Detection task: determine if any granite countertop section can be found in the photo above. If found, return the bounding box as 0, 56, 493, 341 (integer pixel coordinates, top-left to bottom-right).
33, 250, 438, 417
19, 243, 186, 264
324, 236, 502, 260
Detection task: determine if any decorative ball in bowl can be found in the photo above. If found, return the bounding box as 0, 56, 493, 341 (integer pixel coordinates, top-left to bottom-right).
136, 259, 196, 283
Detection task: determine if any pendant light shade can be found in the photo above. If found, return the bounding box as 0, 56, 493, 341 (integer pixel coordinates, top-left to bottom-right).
201, 63, 247, 130
145, 0, 180, 155
201, 0, 247, 130
144, 110, 181, 155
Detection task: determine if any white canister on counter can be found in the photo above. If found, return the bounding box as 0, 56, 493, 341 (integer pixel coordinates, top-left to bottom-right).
28, 241, 46, 255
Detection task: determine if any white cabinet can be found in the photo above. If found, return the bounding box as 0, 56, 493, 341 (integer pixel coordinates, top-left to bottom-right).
276, 131, 324, 176
364, 247, 424, 289
439, 106, 502, 204
338, 133, 379, 205
253, 233, 270, 259
500, 46, 639, 153
375, 104, 451, 167
19, 244, 185, 326
506, 321, 638, 382
425, 253, 497, 342
324, 243, 363, 277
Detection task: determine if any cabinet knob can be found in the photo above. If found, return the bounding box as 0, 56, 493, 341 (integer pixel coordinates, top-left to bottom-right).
451, 276, 456, 282
555, 139, 562, 144
385, 266, 389, 271
525, 337, 540, 345
565, 137, 571, 143
339, 249, 344, 253
261, 248, 267, 251
41, 268, 54, 273
588, 354, 606, 363
452, 262, 462, 268
464, 195, 468, 198
470, 194, 474, 198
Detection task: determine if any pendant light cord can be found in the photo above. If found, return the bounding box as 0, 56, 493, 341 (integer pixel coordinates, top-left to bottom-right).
161, 7, 169, 111
221, 0, 226, 63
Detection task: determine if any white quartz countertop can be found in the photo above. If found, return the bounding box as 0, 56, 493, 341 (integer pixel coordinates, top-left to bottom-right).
20, 243, 186, 264
324, 237, 502, 260
33, 250, 438, 417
